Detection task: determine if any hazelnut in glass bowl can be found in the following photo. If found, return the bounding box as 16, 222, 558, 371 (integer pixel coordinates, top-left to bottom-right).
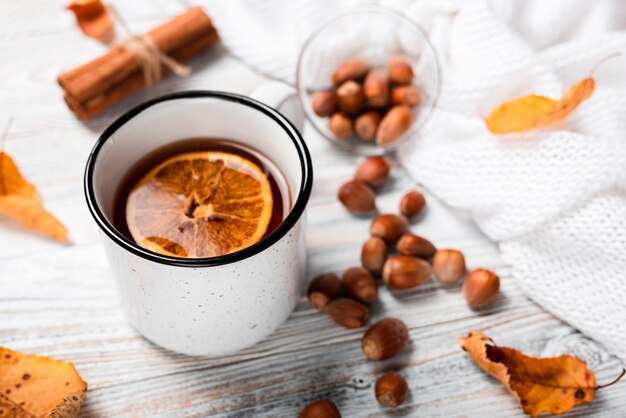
297, 7, 440, 156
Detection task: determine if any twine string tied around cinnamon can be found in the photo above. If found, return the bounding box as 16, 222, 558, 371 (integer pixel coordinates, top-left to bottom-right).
109, 4, 191, 87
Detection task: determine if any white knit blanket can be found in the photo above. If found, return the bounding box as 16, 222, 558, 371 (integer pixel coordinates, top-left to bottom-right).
202, 0, 626, 363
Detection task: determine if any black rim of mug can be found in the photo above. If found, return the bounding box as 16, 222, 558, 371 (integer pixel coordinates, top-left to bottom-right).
84, 90, 313, 268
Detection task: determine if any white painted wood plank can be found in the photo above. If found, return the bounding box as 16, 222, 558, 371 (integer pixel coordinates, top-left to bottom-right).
0, 0, 184, 41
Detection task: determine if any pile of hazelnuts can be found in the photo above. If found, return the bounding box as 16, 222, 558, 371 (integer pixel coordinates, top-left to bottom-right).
297, 156, 501, 417
310, 56, 419, 146
336, 156, 500, 310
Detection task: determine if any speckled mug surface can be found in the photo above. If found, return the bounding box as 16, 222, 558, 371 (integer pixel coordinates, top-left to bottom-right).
84, 91, 313, 356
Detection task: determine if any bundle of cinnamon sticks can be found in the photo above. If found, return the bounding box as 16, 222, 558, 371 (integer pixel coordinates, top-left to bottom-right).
58, 7, 218, 121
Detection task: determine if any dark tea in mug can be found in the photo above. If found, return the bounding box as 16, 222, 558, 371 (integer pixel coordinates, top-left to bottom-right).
112, 138, 291, 258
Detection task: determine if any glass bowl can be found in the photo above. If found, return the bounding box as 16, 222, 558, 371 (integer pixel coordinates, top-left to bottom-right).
296, 7, 440, 156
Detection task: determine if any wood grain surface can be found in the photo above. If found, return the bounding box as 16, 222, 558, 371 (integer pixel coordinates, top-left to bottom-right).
0, 1, 624, 416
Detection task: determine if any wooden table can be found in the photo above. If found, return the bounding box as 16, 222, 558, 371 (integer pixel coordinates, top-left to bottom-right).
1, 1, 624, 416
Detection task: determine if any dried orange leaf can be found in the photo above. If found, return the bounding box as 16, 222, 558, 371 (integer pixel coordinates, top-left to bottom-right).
0, 152, 68, 242
460, 331, 596, 417
544, 78, 595, 123
0, 346, 87, 418
486, 78, 595, 134
0, 152, 38, 201
0, 195, 68, 242
66, 0, 114, 43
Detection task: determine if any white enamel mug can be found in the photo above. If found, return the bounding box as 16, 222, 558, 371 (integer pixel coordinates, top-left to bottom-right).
85, 87, 312, 356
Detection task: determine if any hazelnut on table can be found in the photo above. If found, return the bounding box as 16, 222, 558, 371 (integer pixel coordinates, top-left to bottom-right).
370, 214, 408, 243
397, 233, 436, 259
375, 373, 409, 407
463, 268, 500, 307
342, 267, 377, 304
354, 157, 390, 188
298, 399, 341, 418
362, 317, 409, 360
361, 236, 388, 275
399, 190, 426, 219
383, 255, 431, 290
337, 179, 376, 215
307, 273, 342, 310
433, 249, 466, 287
325, 298, 370, 329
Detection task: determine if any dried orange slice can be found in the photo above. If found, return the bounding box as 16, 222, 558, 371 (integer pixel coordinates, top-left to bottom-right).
126, 151, 273, 258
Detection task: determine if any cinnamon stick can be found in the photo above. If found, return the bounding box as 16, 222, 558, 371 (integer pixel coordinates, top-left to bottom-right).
58, 7, 218, 121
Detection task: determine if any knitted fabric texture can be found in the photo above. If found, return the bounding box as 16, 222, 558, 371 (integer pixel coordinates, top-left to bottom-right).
203, 0, 626, 362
